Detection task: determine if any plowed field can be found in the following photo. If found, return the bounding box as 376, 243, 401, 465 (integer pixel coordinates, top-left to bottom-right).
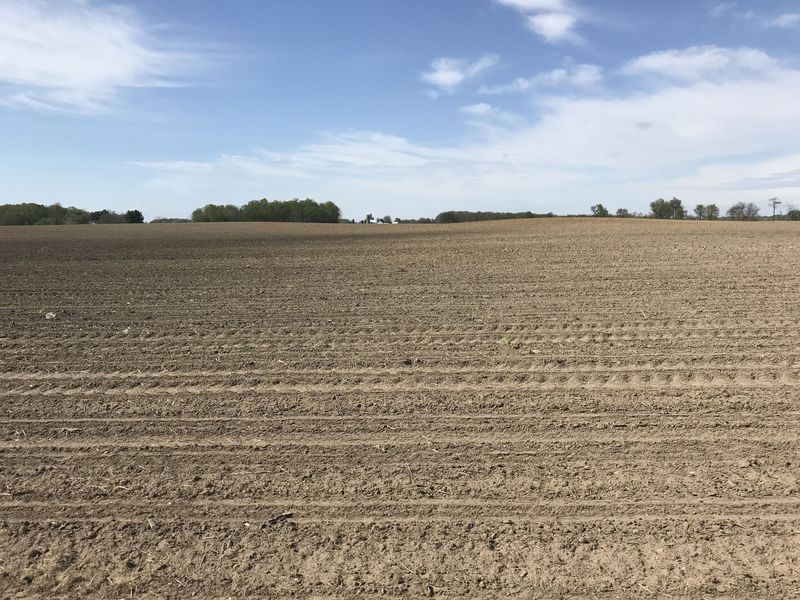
2, 218, 800, 598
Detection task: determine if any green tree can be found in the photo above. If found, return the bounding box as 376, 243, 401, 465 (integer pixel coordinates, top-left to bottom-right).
615, 208, 631, 218
705, 204, 720, 220
433, 211, 552, 224
191, 204, 241, 222
231, 198, 339, 223
125, 210, 144, 223
0, 203, 49, 225
694, 204, 705, 219
651, 197, 686, 219
591, 204, 609, 217
89, 209, 127, 224
669, 198, 686, 219
650, 199, 670, 219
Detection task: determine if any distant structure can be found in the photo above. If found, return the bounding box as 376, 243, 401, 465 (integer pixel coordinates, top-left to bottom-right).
769, 198, 782, 221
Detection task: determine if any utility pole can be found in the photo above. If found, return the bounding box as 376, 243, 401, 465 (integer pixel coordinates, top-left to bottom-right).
769, 197, 782, 221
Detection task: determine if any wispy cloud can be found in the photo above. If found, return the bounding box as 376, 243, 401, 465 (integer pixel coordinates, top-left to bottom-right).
495, 0, 584, 43
674, 154, 800, 192
766, 13, 800, 29
622, 46, 778, 82
420, 54, 500, 95
0, 0, 207, 114
480, 63, 602, 94
709, 2, 800, 30
136, 45, 800, 216
459, 103, 522, 128
709, 2, 737, 18
460, 103, 495, 116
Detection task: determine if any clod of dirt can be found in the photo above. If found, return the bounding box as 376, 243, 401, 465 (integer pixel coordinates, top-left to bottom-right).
738, 459, 752, 468
44, 312, 56, 319
147, 518, 157, 530
268, 511, 293, 524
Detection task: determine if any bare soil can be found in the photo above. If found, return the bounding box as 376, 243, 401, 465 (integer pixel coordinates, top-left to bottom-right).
2, 218, 800, 598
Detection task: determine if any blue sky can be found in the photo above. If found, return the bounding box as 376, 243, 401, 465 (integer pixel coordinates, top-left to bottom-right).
2, 0, 800, 220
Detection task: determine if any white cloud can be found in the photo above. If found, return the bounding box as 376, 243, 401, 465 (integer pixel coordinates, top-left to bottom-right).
525, 12, 579, 42
459, 103, 522, 128
495, 0, 584, 43
710, 3, 800, 30
480, 63, 602, 94
495, 0, 568, 10
674, 154, 800, 191
767, 13, 800, 29
709, 2, 737, 18
622, 46, 778, 82
136, 46, 800, 217
461, 103, 494, 115
420, 54, 500, 93
0, 0, 205, 114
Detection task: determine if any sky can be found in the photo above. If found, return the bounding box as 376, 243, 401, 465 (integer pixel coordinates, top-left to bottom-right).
2, 0, 800, 220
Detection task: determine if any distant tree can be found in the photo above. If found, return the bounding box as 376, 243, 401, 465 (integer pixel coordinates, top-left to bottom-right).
705, 204, 720, 220
191, 204, 241, 222
191, 199, 340, 223
669, 198, 686, 219
651, 197, 686, 219
89, 209, 127, 224
382, 215, 392, 224
397, 217, 434, 224
394, 217, 401, 223
433, 211, 553, 224
694, 204, 705, 219
615, 208, 631, 218
727, 202, 760, 221
125, 209, 144, 223
591, 204, 610, 217
788, 209, 800, 221
0, 203, 126, 225
0, 203, 49, 225
35, 203, 91, 225
650, 199, 670, 219
239, 198, 339, 223
366, 213, 373, 224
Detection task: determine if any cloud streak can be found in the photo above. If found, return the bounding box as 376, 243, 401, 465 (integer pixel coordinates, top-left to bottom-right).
709, 3, 800, 30
0, 0, 206, 114
420, 54, 500, 94
480, 63, 602, 94
622, 46, 778, 82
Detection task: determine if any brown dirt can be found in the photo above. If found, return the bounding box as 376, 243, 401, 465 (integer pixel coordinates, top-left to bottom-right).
1, 218, 800, 598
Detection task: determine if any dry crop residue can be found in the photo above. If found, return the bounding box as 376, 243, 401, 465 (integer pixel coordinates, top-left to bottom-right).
1, 218, 800, 598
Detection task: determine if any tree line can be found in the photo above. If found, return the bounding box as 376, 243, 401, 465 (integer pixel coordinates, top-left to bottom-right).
0, 203, 143, 226
592, 198, 800, 221
433, 210, 555, 224
191, 198, 341, 223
